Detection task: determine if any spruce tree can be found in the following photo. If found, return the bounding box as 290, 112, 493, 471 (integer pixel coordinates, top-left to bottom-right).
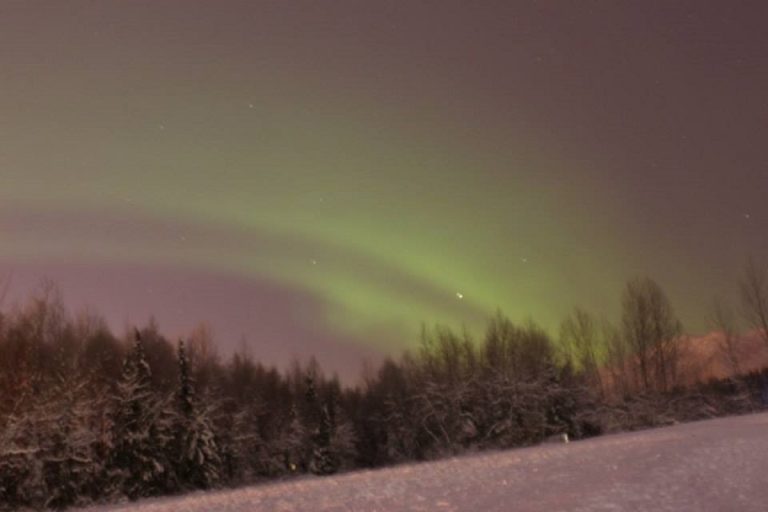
109, 330, 172, 500
0, 378, 104, 510
0, 397, 47, 509
277, 404, 306, 474
324, 392, 358, 471
218, 403, 263, 482
42, 378, 103, 509
172, 340, 221, 490
304, 376, 338, 475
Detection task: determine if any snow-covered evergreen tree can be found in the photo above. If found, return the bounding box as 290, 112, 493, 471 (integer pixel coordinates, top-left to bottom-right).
217, 402, 264, 482
275, 404, 306, 474
0, 400, 45, 510
170, 340, 222, 490
304, 376, 339, 475
108, 330, 173, 500
41, 378, 104, 509
324, 394, 358, 472
0, 376, 104, 510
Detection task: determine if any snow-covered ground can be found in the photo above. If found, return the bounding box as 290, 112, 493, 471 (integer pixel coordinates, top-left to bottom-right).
82, 412, 768, 512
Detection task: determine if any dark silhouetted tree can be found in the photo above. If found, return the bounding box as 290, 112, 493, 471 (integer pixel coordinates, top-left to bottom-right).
560, 308, 603, 397
108, 330, 172, 500
621, 278, 682, 392
741, 258, 768, 350
171, 340, 222, 490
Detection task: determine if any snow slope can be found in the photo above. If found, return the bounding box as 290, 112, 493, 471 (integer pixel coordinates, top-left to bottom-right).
81, 412, 768, 512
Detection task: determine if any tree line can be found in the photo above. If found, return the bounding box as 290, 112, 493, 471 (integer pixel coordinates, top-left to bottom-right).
1, 263, 767, 510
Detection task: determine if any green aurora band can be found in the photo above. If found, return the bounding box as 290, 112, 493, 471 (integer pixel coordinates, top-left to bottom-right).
1, 94, 640, 346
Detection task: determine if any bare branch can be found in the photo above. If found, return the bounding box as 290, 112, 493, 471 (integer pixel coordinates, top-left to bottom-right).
711, 299, 742, 376
0, 271, 12, 309
740, 258, 768, 349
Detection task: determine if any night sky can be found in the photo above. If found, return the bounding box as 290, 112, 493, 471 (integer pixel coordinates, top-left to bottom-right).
1, 1, 766, 378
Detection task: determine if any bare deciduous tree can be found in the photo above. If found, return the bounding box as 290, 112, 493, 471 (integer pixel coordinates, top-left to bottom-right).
711, 299, 742, 377
0, 272, 10, 308
621, 277, 682, 393
604, 321, 631, 397
740, 258, 768, 350
0, 272, 10, 340
560, 308, 603, 396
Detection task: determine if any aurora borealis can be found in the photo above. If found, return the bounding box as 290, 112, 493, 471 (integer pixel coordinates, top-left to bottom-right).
1, 1, 766, 378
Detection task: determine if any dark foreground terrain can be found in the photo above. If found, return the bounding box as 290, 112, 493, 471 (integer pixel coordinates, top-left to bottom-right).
82, 412, 768, 512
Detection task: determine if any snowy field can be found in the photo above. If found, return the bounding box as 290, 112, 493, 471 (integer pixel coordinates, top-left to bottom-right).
81, 412, 768, 512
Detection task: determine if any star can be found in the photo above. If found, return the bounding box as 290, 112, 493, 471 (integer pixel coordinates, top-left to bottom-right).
248, 103, 254, 109
456, 292, 463, 299
311, 259, 318, 265
744, 213, 751, 220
